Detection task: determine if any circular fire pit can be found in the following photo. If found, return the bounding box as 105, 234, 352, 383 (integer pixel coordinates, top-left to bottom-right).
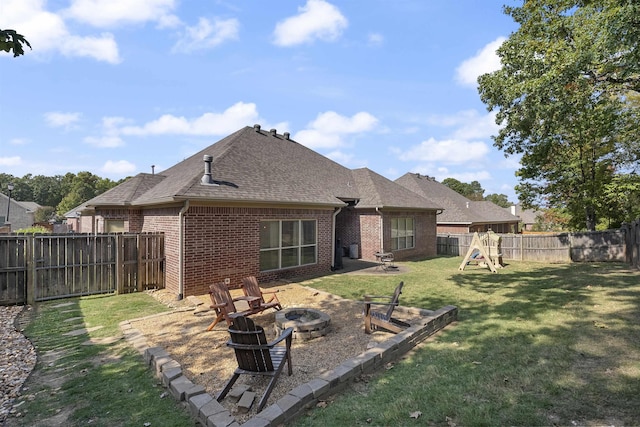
274, 308, 331, 340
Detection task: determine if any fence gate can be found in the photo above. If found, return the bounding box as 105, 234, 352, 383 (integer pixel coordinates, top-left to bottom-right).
0, 235, 28, 305
33, 234, 118, 301
117, 234, 165, 294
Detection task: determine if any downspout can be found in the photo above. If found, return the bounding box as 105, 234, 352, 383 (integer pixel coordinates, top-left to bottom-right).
331, 207, 342, 269
178, 200, 190, 300
376, 207, 383, 251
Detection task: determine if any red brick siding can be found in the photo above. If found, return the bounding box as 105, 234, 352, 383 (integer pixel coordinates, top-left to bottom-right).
336, 209, 438, 262
382, 211, 437, 261
179, 206, 334, 296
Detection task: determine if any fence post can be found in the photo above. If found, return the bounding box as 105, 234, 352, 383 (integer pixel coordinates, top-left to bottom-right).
26, 235, 35, 305
115, 234, 122, 294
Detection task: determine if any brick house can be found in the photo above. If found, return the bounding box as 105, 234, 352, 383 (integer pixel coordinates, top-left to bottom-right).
72, 125, 441, 298
395, 172, 520, 234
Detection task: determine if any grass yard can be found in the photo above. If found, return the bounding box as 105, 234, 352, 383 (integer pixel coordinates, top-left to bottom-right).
294, 257, 640, 426
7, 257, 639, 426
8, 293, 193, 427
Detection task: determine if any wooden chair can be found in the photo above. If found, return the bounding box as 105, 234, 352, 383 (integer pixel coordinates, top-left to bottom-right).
241, 276, 282, 312
363, 281, 411, 334
217, 315, 293, 413
207, 282, 260, 331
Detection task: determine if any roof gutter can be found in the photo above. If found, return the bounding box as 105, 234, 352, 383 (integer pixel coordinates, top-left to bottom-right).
331, 207, 342, 269
376, 207, 384, 252
178, 200, 190, 300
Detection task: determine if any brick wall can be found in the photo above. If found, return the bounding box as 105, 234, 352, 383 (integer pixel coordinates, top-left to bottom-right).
102, 205, 334, 297
337, 209, 438, 262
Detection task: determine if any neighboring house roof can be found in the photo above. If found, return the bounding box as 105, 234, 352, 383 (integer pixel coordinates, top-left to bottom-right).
395, 172, 519, 225
16, 201, 41, 212
507, 204, 540, 225
76, 126, 441, 213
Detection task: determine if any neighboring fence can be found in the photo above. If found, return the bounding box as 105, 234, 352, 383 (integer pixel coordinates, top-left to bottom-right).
0, 233, 164, 305
438, 225, 636, 265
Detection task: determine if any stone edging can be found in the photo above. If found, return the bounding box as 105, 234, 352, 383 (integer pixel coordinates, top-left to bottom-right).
119, 304, 458, 427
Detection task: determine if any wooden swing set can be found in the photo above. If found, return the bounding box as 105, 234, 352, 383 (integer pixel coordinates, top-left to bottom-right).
458, 231, 503, 273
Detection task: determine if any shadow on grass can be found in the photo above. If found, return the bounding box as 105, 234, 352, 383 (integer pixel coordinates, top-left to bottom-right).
296, 259, 640, 426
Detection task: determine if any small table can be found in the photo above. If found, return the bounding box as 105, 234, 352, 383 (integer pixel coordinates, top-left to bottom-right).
374, 252, 395, 271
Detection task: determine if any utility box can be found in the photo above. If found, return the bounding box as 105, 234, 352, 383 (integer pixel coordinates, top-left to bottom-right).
349, 244, 359, 259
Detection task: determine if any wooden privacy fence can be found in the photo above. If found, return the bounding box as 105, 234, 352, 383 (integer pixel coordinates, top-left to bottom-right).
438, 225, 635, 265
0, 233, 164, 305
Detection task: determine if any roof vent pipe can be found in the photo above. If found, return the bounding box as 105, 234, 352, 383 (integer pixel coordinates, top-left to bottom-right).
466, 201, 470, 209
270, 128, 277, 135
253, 124, 261, 131
283, 132, 290, 140
201, 155, 214, 184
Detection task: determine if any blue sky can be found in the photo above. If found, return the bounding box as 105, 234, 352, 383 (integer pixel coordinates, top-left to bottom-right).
1, 0, 521, 202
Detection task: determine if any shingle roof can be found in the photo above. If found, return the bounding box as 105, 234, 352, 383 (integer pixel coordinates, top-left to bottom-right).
83, 126, 439, 211
395, 172, 519, 224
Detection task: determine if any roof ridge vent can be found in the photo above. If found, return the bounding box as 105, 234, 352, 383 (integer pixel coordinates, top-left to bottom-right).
283, 132, 290, 140
270, 128, 277, 136
253, 124, 261, 132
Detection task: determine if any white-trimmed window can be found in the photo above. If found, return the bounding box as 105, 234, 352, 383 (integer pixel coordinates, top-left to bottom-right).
391, 217, 415, 250
260, 220, 317, 271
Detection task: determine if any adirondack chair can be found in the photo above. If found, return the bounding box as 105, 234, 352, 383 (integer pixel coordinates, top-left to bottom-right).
241, 276, 282, 312
206, 282, 262, 331
363, 281, 411, 334
217, 315, 294, 413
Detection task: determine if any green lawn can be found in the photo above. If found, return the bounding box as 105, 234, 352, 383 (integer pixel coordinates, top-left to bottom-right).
294, 257, 640, 426
9, 257, 640, 427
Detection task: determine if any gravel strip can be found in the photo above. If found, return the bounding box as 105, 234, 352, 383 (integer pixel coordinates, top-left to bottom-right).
0, 306, 37, 424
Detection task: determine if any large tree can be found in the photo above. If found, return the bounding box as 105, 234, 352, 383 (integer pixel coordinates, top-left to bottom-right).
478, 0, 640, 231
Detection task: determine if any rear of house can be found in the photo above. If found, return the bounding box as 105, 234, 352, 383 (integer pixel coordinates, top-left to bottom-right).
74, 126, 441, 298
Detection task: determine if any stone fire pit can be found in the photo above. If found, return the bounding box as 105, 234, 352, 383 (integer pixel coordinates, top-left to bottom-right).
274, 307, 331, 340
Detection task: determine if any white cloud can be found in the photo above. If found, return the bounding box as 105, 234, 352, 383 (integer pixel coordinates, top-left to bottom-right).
399, 137, 490, 164
294, 111, 378, 149
61, 33, 120, 63
325, 150, 354, 165
9, 138, 29, 145
44, 111, 81, 128
121, 102, 261, 136
172, 17, 239, 53
455, 37, 505, 87
273, 0, 348, 46
65, 0, 179, 28
427, 110, 500, 140
368, 32, 384, 46
0, 156, 22, 166
2, 0, 121, 63
84, 136, 125, 148
83, 116, 129, 147
101, 160, 136, 174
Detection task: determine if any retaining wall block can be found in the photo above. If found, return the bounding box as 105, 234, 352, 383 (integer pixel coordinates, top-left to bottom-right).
206, 410, 237, 427
275, 393, 303, 420
162, 366, 182, 387
254, 402, 285, 426
288, 383, 315, 407
144, 346, 169, 365
169, 375, 196, 401
307, 378, 330, 398
188, 393, 213, 419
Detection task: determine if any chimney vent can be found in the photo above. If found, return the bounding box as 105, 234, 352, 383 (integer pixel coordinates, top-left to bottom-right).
253, 124, 261, 132
201, 155, 217, 185
270, 128, 277, 136
283, 132, 290, 140
151, 165, 155, 175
